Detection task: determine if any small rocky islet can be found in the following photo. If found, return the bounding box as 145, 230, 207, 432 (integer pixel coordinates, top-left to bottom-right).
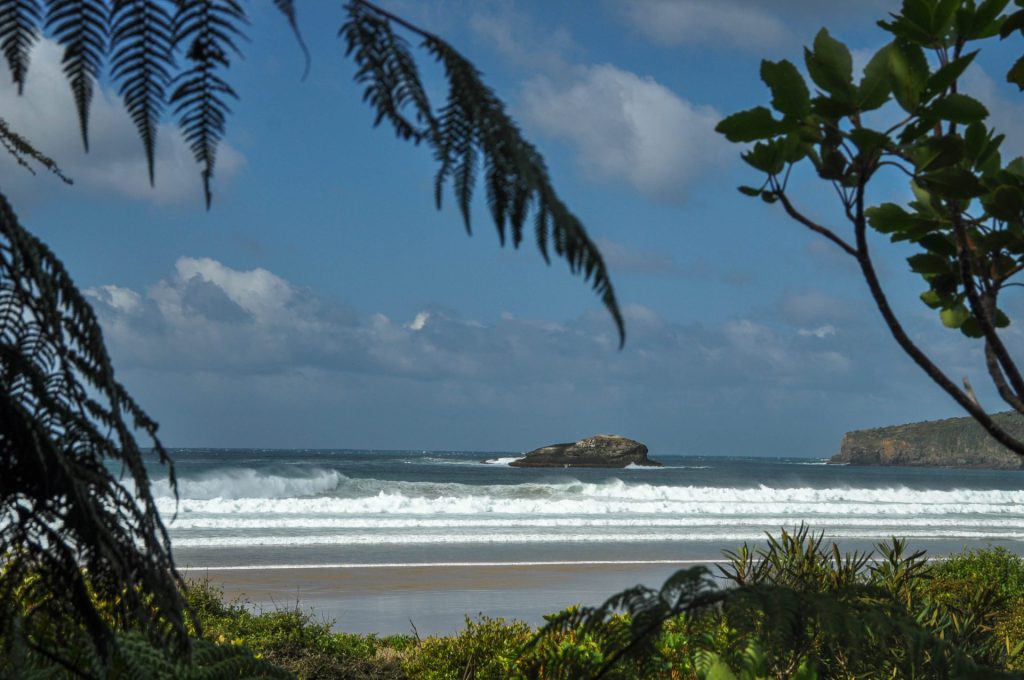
508, 434, 661, 468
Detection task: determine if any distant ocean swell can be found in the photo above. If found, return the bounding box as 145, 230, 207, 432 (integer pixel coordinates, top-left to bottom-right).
153, 466, 1024, 549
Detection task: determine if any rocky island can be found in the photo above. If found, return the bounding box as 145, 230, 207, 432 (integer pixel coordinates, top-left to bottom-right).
830, 411, 1024, 469
510, 434, 661, 468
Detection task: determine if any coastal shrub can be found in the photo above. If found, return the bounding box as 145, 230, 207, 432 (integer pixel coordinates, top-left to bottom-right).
402, 615, 533, 680
184, 578, 413, 679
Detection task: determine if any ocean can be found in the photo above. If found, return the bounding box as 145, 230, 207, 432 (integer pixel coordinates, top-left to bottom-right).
152, 449, 1024, 568
149, 449, 1024, 633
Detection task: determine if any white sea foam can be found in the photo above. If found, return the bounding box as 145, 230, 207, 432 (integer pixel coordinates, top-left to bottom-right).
155, 480, 1024, 517
152, 468, 344, 500
482, 457, 524, 465
170, 528, 1024, 548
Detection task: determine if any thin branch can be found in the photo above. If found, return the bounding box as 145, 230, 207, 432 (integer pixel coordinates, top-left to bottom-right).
852, 185, 1024, 456
950, 211, 1024, 402
774, 190, 857, 257
985, 343, 1024, 414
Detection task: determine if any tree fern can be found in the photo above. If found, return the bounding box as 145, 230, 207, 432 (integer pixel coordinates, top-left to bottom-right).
342, 1, 624, 344
0, 0, 41, 94
0, 191, 188, 670
45, 0, 108, 151
109, 0, 174, 185
169, 0, 246, 208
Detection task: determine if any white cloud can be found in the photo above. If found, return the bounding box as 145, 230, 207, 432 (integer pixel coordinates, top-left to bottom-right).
0, 39, 244, 204
799, 324, 837, 339
522, 64, 726, 202
86, 256, 987, 453
620, 0, 790, 51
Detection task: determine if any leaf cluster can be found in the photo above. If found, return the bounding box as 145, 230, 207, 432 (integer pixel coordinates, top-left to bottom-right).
717, 0, 1024, 454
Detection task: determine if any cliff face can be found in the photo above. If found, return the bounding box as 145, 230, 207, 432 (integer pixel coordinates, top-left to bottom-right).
831, 412, 1024, 469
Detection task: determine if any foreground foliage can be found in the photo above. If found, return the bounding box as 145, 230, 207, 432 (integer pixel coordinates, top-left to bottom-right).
717, 0, 1024, 453
8, 531, 1024, 679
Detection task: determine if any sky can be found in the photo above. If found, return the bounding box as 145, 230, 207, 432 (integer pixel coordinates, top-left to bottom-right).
2, 0, 1023, 456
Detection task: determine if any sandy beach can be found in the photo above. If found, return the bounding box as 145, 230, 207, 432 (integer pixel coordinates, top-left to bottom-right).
182, 562, 708, 635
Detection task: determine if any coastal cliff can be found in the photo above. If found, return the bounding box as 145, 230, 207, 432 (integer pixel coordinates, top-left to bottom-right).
830, 412, 1024, 469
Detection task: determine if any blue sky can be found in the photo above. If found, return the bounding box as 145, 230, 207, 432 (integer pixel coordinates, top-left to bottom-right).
2, 0, 1023, 455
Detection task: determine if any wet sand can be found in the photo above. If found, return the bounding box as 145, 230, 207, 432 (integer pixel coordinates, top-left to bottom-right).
182, 562, 710, 636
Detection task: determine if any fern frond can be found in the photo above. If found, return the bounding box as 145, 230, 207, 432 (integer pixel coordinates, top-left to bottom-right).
45, 0, 108, 151
0, 117, 72, 183
0, 190, 189, 668
0, 0, 41, 93
109, 0, 174, 185
342, 0, 625, 345
169, 0, 246, 208
272, 0, 308, 80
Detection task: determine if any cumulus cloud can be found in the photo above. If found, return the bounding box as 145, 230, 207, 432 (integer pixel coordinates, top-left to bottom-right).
85, 256, 999, 452
620, 0, 790, 51
522, 64, 726, 202
0, 39, 244, 204
618, 0, 896, 52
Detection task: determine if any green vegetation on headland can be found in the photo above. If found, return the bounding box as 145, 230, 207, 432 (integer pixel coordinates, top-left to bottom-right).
7, 528, 1024, 679
832, 412, 1024, 469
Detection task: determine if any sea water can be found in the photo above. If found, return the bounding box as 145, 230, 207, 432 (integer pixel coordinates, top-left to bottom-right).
147, 449, 1024, 569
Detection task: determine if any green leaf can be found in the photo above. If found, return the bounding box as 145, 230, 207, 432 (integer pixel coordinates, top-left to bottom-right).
964, 122, 987, 161
920, 289, 945, 308
888, 41, 929, 112
988, 185, 1024, 220
914, 135, 965, 171
925, 51, 978, 97
918, 233, 957, 257
848, 128, 890, 156
742, 140, 786, 174
908, 252, 952, 274
965, 0, 1011, 38
760, 59, 810, 119
929, 93, 989, 124
917, 167, 985, 199
738, 185, 762, 197
804, 28, 854, 98
1008, 55, 1024, 91
716, 106, 785, 142
961, 316, 984, 337
858, 45, 892, 111
941, 304, 970, 329
932, 0, 962, 35
866, 203, 913, 233
1001, 8, 1024, 37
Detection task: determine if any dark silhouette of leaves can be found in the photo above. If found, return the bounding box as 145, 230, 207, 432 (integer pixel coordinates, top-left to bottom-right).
45, 0, 108, 151
169, 0, 246, 208
342, 1, 625, 345
0, 191, 189, 671
110, 0, 175, 185
0, 0, 41, 94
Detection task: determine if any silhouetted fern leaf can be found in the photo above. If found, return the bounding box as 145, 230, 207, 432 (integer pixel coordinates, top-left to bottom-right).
110, 0, 174, 185
272, 0, 307, 81
342, 1, 625, 345
170, 0, 246, 208
0, 117, 72, 182
0, 0, 40, 94
45, 0, 108, 151
0, 191, 189, 671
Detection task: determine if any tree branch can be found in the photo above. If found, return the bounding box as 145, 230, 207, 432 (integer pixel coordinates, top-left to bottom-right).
775, 190, 857, 257
852, 185, 1024, 455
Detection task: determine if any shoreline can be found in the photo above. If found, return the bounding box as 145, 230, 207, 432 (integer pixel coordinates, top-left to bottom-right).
185, 561, 705, 635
